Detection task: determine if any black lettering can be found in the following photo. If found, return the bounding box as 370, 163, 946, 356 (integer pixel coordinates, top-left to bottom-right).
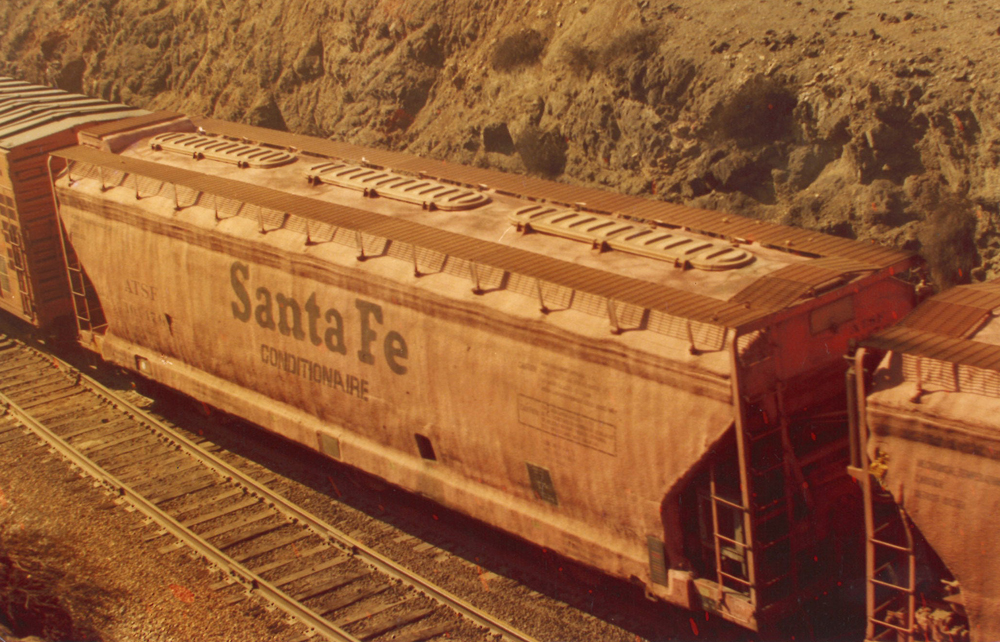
384, 331, 408, 375
231, 262, 251, 321
276, 294, 306, 340
356, 299, 383, 365
305, 293, 323, 346
258, 344, 370, 402
255, 287, 276, 329
324, 308, 347, 354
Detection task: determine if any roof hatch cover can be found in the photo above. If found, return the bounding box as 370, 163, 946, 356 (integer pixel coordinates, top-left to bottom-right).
511, 205, 754, 271
305, 161, 491, 211
150, 132, 297, 168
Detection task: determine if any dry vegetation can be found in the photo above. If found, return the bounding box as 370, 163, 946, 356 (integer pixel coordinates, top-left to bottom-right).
0, 518, 119, 639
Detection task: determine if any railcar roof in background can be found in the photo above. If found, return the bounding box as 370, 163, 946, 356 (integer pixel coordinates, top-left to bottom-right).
0, 77, 147, 150
865, 280, 1000, 370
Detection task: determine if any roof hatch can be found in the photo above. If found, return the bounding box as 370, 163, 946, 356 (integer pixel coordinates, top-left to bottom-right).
511, 205, 754, 271
150, 132, 297, 168
305, 161, 490, 211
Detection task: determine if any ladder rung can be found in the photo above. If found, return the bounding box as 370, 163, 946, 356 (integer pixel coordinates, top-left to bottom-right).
870, 577, 913, 593
751, 461, 784, 477
757, 533, 791, 552
869, 617, 914, 635
873, 520, 893, 536
715, 533, 749, 549
873, 596, 908, 616
748, 427, 782, 442
710, 494, 745, 512
753, 497, 786, 514
758, 572, 792, 589
754, 505, 787, 524
717, 570, 752, 587
870, 538, 912, 554
873, 561, 893, 577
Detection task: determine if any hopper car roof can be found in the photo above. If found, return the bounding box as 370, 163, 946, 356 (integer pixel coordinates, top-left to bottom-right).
54, 113, 918, 331
192, 116, 913, 271
866, 281, 1000, 371
0, 76, 147, 150
864, 284, 1000, 475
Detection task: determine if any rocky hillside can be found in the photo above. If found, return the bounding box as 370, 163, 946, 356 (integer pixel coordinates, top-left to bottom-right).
3, 0, 1000, 288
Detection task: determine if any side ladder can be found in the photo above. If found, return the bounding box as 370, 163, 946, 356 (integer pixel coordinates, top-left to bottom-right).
6, 224, 35, 321
863, 472, 916, 641
733, 384, 811, 609
62, 232, 106, 336
849, 350, 916, 641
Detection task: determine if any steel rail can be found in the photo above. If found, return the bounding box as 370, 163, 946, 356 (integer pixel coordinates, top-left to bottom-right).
0, 385, 360, 642
27, 344, 542, 642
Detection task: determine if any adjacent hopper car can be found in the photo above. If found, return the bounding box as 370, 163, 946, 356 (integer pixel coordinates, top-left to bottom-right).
0, 76, 986, 638
847, 283, 1000, 641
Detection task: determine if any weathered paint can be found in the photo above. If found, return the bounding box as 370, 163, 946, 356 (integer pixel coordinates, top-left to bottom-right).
57, 179, 737, 614
867, 350, 1000, 640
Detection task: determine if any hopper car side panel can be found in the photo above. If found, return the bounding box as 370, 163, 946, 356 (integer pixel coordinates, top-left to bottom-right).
861, 352, 1000, 641
56, 180, 739, 616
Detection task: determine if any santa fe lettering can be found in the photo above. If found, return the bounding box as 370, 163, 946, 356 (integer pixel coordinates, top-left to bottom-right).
230, 261, 409, 375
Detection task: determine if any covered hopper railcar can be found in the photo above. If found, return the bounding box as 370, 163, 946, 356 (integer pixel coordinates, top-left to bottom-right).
849, 282, 1000, 641
46, 112, 920, 631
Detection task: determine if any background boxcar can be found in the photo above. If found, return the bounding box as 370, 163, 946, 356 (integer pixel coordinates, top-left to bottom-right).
50, 113, 919, 631
0, 77, 146, 330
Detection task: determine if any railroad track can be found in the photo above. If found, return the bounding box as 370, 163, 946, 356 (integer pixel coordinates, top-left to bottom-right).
0, 335, 540, 642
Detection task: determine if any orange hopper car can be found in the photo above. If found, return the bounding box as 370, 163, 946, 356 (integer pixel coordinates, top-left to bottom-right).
48, 109, 917, 631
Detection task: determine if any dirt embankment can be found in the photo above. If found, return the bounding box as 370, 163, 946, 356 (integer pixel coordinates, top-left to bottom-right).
3, 0, 1000, 288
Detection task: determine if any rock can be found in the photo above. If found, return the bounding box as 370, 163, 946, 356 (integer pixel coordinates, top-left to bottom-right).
246, 93, 288, 131
515, 125, 568, 177
294, 35, 325, 81
482, 122, 515, 154
786, 145, 836, 190
973, 167, 1000, 207
709, 150, 771, 193
54, 57, 86, 94
855, 179, 907, 227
